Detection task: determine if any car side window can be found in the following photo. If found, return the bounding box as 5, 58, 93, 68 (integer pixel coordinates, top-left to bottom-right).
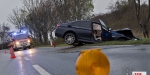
73, 21, 80, 27
80, 21, 91, 29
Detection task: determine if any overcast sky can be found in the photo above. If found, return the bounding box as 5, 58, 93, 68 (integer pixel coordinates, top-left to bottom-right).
0, 0, 116, 31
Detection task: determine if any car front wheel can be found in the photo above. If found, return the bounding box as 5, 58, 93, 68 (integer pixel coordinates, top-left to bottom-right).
28, 46, 31, 49
64, 33, 76, 45
13, 48, 18, 51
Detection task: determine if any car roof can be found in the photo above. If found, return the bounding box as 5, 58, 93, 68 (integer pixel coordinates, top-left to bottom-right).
60, 20, 99, 25
72, 20, 91, 22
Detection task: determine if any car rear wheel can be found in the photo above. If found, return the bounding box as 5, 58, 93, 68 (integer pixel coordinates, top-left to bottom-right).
64, 33, 76, 45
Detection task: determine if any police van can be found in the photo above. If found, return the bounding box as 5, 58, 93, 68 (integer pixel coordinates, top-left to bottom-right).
10, 31, 32, 51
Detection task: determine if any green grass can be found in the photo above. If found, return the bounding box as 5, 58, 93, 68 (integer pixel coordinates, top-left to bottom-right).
34, 44, 69, 48
57, 44, 69, 46
33, 38, 150, 47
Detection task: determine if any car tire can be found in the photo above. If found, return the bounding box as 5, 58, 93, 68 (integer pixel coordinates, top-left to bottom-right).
64, 33, 76, 45
13, 48, 18, 51
23, 47, 26, 50
28, 46, 31, 49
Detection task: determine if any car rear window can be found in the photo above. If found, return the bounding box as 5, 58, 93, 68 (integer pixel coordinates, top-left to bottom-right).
73, 21, 91, 29
73, 21, 80, 27
80, 21, 91, 28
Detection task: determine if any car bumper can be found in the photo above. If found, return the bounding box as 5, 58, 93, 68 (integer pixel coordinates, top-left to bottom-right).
16, 45, 30, 49
13, 43, 31, 49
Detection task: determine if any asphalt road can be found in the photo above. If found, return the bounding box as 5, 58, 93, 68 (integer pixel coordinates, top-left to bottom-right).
0, 45, 150, 75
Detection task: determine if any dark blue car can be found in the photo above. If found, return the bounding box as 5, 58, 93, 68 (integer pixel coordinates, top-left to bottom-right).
55, 19, 138, 46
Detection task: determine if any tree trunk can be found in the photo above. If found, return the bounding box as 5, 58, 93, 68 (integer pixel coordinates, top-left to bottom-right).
39, 32, 43, 44
49, 31, 54, 46
143, 27, 149, 38
43, 31, 48, 45
140, 24, 149, 38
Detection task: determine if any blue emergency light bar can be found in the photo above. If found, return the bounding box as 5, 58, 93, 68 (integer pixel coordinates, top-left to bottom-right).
22, 31, 27, 34
13, 32, 17, 35
11, 30, 27, 36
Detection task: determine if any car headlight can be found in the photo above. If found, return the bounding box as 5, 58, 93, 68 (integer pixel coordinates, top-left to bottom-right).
27, 39, 30, 42
16, 41, 20, 45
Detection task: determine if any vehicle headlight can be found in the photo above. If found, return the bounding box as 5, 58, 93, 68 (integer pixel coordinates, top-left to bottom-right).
27, 39, 30, 42
16, 41, 20, 45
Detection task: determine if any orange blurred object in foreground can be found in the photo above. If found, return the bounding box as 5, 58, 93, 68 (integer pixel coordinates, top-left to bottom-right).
75, 48, 110, 75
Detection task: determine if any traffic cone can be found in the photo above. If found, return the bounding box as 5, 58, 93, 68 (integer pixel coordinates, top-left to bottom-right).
52, 41, 56, 48
10, 46, 16, 58
10, 46, 12, 54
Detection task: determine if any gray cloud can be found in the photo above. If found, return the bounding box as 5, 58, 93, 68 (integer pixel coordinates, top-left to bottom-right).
0, 0, 23, 31
0, 0, 116, 31
93, 0, 116, 14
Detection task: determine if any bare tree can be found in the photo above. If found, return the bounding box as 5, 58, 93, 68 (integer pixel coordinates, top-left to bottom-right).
133, 0, 150, 38
8, 0, 94, 45
0, 23, 10, 49
8, 7, 28, 31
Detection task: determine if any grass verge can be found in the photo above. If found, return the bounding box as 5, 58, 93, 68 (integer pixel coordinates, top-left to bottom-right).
34, 38, 150, 47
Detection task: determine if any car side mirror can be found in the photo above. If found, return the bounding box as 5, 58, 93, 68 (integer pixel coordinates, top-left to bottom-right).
68, 25, 72, 28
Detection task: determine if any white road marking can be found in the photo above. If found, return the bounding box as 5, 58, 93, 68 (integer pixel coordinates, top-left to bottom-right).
32, 65, 51, 75
24, 57, 29, 60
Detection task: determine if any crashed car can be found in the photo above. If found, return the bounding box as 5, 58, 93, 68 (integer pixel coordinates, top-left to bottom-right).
111, 28, 139, 41
55, 19, 138, 46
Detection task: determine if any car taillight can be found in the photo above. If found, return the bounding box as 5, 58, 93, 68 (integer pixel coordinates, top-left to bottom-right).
57, 24, 60, 28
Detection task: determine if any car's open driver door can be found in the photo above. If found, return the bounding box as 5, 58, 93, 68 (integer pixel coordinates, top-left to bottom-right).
99, 19, 112, 41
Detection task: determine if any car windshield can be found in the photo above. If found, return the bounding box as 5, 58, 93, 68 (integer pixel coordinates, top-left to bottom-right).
99, 19, 107, 28
13, 34, 28, 40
